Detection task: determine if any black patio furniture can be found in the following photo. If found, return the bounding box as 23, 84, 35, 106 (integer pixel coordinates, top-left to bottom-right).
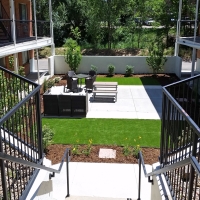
58, 95, 72, 116
66, 75, 78, 92
43, 90, 87, 117
73, 74, 90, 88
85, 75, 97, 90
43, 94, 59, 115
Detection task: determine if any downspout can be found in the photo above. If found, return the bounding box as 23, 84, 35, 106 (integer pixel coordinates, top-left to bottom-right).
49, 0, 55, 56
174, 0, 182, 56
191, 0, 199, 77
33, 0, 40, 84
49, 0, 55, 77
10, 0, 18, 73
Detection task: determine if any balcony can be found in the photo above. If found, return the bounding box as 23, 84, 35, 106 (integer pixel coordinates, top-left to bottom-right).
0, 20, 53, 56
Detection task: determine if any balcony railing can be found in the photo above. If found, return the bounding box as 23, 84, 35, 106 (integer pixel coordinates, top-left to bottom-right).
160, 75, 200, 199
0, 66, 43, 199
15, 20, 50, 38
0, 19, 12, 42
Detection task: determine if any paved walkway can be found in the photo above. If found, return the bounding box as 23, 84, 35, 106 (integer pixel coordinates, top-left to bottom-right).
87, 85, 162, 120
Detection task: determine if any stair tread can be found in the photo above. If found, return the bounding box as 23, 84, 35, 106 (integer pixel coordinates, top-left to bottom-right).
66, 196, 135, 200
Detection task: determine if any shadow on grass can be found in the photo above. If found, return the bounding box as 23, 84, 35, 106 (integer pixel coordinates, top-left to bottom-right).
139, 76, 160, 85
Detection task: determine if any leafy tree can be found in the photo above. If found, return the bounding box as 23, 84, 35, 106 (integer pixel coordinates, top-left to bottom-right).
64, 38, 82, 73
52, 0, 88, 46
86, 0, 127, 49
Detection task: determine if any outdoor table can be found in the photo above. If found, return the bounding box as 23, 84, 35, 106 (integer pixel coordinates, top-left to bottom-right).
73, 74, 90, 88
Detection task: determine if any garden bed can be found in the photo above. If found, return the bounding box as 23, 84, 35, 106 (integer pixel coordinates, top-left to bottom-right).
46, 144, 160, 165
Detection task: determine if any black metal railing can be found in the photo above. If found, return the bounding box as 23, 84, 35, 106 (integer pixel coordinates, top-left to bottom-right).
0, 19, 12, 42
137, 151, 200, 200
0, 1, 12, 42
0, 148, 71, 199
15, 20, 50, 38
159, 74, 200, 199
35, 20, 51, 38
0, 66, 43, 199
0, 1, 10, 20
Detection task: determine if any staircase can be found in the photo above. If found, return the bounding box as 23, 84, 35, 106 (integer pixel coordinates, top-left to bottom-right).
27, 161, 152, 200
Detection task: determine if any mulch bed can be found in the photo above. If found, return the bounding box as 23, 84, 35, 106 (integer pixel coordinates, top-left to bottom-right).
46, 144, 160, 165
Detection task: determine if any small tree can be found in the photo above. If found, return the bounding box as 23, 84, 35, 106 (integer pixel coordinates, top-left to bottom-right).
146, 37, 167, 74
64, 38, 82, 73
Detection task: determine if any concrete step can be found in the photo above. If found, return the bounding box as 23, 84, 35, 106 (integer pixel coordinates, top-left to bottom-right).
66, 196, 135, 200
26, 157, 53, 200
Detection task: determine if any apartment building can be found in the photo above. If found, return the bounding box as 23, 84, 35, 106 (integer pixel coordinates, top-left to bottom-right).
0, 0, 54, 76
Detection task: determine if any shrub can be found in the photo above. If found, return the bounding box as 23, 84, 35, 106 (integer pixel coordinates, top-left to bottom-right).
91, 65, 98, 73
54, 77, 61, 83
43, 78, 48, 92
42, 125, 55, 152
47, 79, 55, 88
8, 55, 14, 69
18, 66, 25, 76
108, 64, 115, 76
125, 65, 134, 76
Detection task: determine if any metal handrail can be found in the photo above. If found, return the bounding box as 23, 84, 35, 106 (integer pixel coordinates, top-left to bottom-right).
0, 148, 71, 199
137, 151, 200, 200
162, 87, 200, 138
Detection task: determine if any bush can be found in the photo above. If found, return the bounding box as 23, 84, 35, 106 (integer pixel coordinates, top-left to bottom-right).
91, 65, 98, 73
108, 64, 115, 76
125, 65, 134, 76
54, 77, 61, 83
43, 78, 48, 92
47, 79, 55, 88
42, 125, 55, 152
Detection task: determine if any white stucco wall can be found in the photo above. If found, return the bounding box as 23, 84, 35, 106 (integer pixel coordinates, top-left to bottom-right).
53, 55, 182, 77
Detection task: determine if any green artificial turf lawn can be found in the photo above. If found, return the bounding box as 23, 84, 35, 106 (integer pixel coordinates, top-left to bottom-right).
96, 77, 160, 85
42, 118, 161, 147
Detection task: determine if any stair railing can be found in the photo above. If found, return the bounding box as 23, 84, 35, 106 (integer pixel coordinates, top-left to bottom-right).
0, 148, 71, 199
0, 1, 12, 41
137, 151, 200, 200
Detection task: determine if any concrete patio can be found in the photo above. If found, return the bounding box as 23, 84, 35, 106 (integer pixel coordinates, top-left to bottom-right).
86, 85, 162, 120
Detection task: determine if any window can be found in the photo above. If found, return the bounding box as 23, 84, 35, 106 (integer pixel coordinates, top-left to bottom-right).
19, 4, 27, 21
22, 51, 29, 64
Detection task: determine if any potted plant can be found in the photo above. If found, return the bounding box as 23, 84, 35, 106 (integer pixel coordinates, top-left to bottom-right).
64, 38, 82, 74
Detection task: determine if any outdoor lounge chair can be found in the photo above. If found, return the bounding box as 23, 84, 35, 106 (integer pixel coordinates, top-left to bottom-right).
85, 74, 97, 91
66, 75, 78, 92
